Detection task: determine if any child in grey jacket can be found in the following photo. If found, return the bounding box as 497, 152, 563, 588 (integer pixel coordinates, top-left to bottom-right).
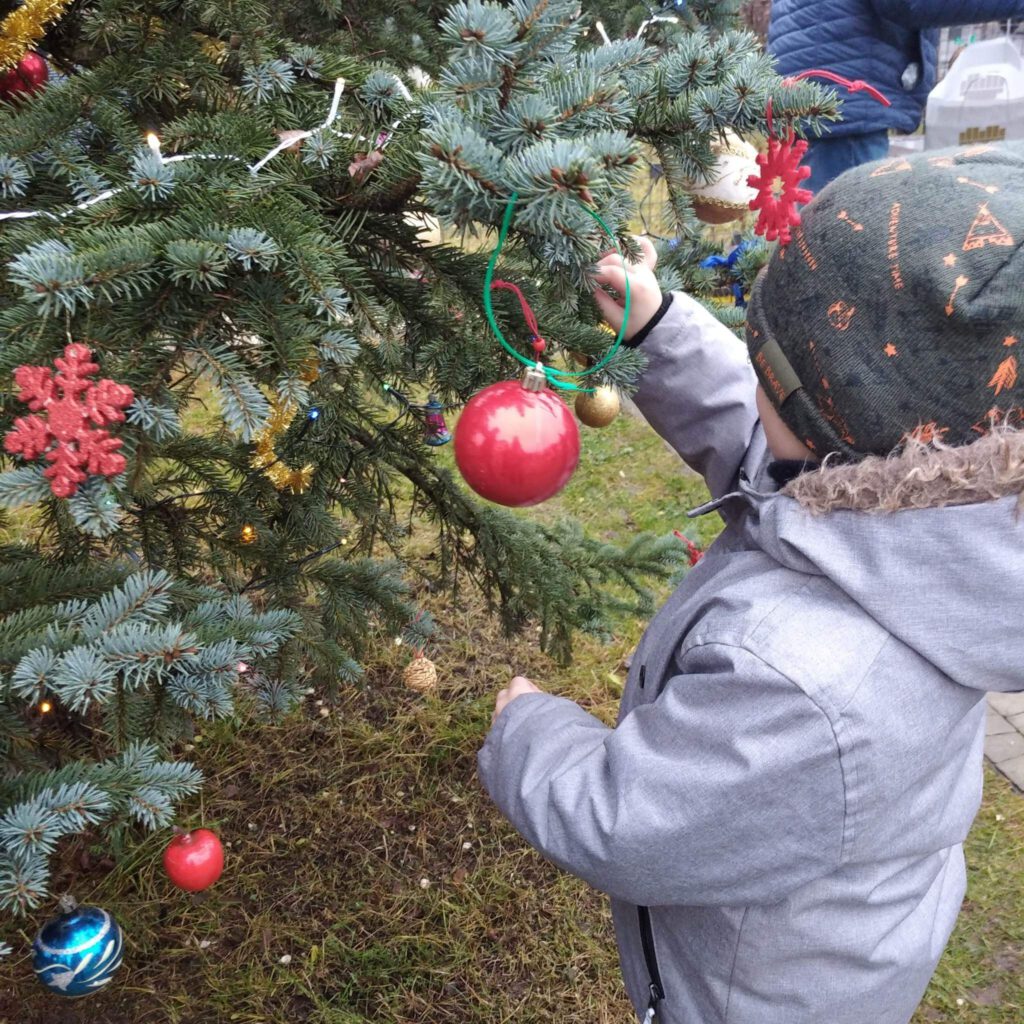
478, 143, 1024, 1024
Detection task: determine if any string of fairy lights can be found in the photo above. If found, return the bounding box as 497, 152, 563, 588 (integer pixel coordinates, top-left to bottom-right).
0, 76, 409, 223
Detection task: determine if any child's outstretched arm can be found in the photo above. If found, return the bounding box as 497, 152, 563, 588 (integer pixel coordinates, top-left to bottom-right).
592, 240, 760, 500
479, 643, 845, 907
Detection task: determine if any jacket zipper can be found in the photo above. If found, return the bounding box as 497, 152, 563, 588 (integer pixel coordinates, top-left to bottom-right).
638, 905, 665, 1021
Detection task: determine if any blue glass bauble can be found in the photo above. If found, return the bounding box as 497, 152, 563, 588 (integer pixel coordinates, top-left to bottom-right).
33, 901, 124, 997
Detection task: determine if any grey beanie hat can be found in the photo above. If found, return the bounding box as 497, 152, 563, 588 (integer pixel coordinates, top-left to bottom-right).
746, 142, 1024, 460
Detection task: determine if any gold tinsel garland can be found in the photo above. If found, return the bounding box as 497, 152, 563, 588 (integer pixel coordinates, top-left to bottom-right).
250, 363, 319, 493
0, 0, 73, 70
250, 395, 316, 494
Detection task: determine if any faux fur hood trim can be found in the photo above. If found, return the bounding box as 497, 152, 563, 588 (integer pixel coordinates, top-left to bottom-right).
782, 428, 1024, 515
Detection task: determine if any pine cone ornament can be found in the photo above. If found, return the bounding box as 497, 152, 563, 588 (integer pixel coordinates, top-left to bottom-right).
403, 655, 437, 694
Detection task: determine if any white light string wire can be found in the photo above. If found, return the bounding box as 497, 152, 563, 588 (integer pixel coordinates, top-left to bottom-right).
248, 75, 347, 174
635, 13, 679, 38
594, 9, 678, 45
0, 76, 403, 223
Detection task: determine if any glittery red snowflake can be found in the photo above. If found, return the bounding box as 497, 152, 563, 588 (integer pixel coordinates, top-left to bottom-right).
747, 131, 814, 246
4, 343, 134, 498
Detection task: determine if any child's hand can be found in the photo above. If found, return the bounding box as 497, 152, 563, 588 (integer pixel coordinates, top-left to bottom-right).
591, 236, 664, 341
492, 675, 544, 726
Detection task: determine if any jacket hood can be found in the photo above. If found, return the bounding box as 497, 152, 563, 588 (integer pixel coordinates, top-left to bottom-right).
733, 430, 1024, 693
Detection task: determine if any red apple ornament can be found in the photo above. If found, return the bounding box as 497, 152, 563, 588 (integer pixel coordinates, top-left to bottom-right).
163, 827, 224, 892
454, 366, 580, 507
0, 52, 49, 102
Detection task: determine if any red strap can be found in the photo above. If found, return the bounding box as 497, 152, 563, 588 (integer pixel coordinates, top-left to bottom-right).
491, 280, 546, 354
768, 69, 891, 138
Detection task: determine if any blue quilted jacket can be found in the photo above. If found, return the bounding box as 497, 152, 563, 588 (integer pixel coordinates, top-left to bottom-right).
769, 0, 1024, 136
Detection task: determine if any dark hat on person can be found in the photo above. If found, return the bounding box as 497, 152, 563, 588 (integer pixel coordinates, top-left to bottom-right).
746, 143, 1024, 460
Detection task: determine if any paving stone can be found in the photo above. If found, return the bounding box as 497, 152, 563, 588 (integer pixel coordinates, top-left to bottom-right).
988, 692, 1024, 718
985, 731, 1024, 764
995, 754, 1024, 792
1009, 712, 1024, 733
986, 712, 1015, 737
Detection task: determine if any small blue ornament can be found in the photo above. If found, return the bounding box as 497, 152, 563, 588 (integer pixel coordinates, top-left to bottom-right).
33, 896, 124, 997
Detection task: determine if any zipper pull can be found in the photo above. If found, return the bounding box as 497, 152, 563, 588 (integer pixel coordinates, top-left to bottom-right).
645, 982, 664, 1021
639, 664, 647, 690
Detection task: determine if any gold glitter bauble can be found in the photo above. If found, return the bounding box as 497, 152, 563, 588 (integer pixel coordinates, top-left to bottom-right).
403, 656, 438, 694
575, 386, 620, 428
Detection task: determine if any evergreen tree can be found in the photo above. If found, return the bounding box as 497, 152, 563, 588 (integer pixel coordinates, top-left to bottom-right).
0, 0, 834, 917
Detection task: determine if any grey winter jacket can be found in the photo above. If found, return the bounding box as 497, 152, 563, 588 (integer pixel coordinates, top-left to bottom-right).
478, 292, 1024, 1023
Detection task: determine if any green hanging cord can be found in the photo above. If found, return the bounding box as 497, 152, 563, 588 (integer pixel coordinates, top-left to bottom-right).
482, 193, 533, 369
482, 192, 631, 393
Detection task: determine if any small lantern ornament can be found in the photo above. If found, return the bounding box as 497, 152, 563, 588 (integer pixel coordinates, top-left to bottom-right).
422, 395, 452, 446
33, 896, 124, 997
454, 366, 580, 507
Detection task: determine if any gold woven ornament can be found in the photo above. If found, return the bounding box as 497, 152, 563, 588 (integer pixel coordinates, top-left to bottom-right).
402, 654, 438, 694
0, 0, 73, 69
250, 393, 316, 494
575, 386, 620, 428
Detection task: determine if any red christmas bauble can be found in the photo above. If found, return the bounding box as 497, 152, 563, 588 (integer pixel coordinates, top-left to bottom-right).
163, 828, 225, 892
454, 378, 580, 506
0, 53, 49, 102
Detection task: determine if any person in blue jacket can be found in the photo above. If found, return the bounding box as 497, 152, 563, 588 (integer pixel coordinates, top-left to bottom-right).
769, 0, 1024, 191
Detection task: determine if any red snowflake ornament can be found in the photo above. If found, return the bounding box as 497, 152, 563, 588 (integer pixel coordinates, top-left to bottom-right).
747, 131, 813, 246
4, 344, 134, 498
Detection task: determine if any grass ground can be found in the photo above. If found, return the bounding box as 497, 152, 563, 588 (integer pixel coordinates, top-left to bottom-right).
1, 410, 1021, 1023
